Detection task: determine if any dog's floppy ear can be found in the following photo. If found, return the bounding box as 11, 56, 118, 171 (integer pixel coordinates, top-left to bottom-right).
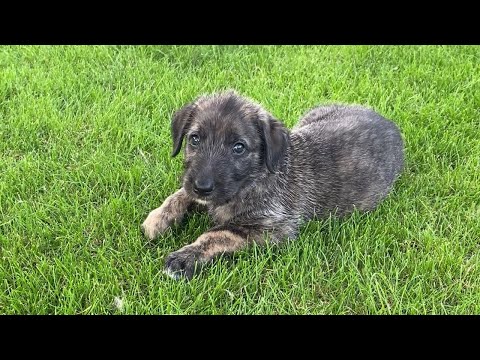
171, 102, 197, 157
258, 116, 290, 173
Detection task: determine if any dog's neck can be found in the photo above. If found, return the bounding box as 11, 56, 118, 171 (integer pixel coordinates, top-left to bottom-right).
208, 142, 294, 226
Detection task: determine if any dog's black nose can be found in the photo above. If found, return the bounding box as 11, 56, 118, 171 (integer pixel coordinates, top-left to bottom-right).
194, 178, 214, 196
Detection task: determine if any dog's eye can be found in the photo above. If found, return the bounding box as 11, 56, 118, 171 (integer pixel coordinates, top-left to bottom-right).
232, 143, 245, 155
189, 134, 200, 147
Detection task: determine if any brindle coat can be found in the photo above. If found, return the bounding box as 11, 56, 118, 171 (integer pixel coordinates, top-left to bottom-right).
142, 91, 404, 279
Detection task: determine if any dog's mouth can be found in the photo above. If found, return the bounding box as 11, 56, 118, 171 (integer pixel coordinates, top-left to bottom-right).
193, 197, 210, 205
184, 177, 238, 206
190, 191, 234, 207
188, 187, 215, 205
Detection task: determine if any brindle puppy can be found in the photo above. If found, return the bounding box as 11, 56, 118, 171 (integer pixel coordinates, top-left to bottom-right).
142, 90, 404, 279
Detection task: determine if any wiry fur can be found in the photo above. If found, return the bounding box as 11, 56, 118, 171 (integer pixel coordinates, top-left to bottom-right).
142, 90, 404, 279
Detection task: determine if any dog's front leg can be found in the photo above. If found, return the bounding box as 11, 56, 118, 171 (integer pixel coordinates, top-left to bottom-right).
164, 225, 259, 280
141, 188, 192, 241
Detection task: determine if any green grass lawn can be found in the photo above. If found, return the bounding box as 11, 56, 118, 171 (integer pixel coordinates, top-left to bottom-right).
0, 45, 479, 314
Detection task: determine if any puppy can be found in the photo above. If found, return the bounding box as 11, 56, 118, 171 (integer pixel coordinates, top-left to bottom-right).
142, 90, 404, 279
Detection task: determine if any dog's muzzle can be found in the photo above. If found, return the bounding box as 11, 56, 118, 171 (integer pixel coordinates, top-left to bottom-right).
193, 178, 214, 196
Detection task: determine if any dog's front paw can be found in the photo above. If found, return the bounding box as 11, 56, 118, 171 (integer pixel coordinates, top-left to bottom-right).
141, 208, 171, 241
164, 245, 205, 280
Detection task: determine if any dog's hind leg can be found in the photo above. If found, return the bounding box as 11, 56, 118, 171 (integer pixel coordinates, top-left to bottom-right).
164, 224, 267, 280
141, 188, 192, 241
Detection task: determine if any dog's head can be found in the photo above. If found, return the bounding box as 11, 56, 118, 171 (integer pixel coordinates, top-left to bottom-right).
170, 90, 290, 206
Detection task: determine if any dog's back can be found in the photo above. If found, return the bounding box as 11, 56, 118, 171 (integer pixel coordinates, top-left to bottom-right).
289, 104, 404, 219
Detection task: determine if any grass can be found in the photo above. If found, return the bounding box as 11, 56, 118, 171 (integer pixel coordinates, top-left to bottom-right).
0, 45, 479, 314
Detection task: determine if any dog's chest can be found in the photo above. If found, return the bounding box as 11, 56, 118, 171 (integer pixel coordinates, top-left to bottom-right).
208, 196, 291, 228
210, 204, 235, 224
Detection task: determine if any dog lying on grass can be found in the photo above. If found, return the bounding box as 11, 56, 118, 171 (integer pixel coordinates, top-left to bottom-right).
142, 90, 404, 280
